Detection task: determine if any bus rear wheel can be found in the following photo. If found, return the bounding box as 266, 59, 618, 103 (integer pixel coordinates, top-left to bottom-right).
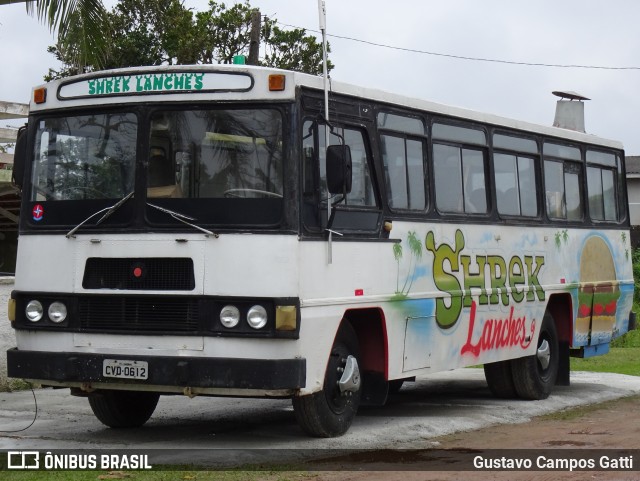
511, 312, 559, 400
483, 360, 518, 398
88, 390, 160, 428
292, 323, 361, 437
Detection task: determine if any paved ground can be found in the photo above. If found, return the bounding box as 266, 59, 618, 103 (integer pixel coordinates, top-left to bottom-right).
312, 395, 640, 480
1, 369, 639, 468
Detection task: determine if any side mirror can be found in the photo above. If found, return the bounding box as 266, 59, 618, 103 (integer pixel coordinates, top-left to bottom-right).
326, 144, 352, 195
11, 124, 28, 190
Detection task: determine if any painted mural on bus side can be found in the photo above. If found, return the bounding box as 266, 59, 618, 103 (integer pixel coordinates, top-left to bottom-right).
390, 224, 634, 371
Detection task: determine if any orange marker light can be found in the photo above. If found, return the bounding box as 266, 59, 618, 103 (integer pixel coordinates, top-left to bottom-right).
268, 74, 286, 91
33, 87, 47, 104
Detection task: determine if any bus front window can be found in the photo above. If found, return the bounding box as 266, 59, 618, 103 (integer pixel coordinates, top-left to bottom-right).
145, 108, 285, 228
147, 109, 283, 201
31, 113, 137, 202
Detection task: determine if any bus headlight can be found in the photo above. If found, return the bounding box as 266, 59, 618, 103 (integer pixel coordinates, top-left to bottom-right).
220, 305, 240, 328
25, 300, 44, 322
247, 305, 268, 329
48, 302, 68, 323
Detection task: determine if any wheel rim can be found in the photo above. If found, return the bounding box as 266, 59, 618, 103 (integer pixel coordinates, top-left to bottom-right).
324, 344, 354, 415
537, 338, 551, 371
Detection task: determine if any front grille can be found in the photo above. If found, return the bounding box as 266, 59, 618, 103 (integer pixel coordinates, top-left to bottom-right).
78, 296, 200, 332
83, 257, 195, 291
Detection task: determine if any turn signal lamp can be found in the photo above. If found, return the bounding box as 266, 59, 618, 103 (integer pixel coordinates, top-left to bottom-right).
33, 87, 47, 104
269, 74, 286, 91
275, 305, 297, 331
8, 298, 15, 322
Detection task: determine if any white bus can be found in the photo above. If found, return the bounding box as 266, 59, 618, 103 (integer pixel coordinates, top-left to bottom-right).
7, 65, 635, 437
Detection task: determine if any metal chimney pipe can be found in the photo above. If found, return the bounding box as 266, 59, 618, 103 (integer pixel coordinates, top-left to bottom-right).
552, 91, 590, 133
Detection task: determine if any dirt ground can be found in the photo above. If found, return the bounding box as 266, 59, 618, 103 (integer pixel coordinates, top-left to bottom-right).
303, 395, 640, 481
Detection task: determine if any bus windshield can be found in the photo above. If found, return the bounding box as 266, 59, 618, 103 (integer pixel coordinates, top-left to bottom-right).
32, 113, 137, 202
147, 109, 283, 201
27, 107, 285, 229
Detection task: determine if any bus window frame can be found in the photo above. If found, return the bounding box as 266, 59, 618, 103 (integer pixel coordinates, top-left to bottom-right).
586, 148, 622, 224
491, 131, 542, 221
543, 156, 584, 223
377, 110, 429, 214
300, 115, 382, 237
430, 119, 490, 218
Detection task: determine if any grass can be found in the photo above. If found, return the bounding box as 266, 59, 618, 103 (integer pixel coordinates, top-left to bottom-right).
568, 301, 640, 376
540, 394, 640, 421
570, 347, 640, 376
569, 299, 640, 375
0, 471, 304, 481
0, 378, 35, 393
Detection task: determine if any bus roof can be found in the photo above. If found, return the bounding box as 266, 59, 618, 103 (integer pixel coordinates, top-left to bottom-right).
30, 64, 623, 151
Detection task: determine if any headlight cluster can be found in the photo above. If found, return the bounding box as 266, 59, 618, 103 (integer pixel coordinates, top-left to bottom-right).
220, 304, 268, 330
25, 300, 68, 324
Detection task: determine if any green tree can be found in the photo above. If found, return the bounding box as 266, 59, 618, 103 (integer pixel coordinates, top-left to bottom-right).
105, 0, 199, 68
0, 0, 110, 72
46, 0, 332, 79
195, 2, 254, 64
262, 22, 332, 75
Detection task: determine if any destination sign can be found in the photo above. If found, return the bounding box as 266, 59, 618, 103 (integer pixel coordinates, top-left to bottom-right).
58, 72, 253, 99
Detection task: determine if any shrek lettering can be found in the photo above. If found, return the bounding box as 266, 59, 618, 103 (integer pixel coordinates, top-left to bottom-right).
425, 229, 545, 329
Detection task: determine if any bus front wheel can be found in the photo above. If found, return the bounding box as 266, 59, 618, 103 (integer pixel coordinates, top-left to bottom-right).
88, 390, 160, 428
293, 323, 361, 437
511, 312, 559, 400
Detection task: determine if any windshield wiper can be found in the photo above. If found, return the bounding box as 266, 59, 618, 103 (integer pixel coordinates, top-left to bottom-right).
146, 202, 218, 238
65, 191, 134, 238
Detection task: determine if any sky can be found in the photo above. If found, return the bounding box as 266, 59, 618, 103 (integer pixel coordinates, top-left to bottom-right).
1, 0, 640, 152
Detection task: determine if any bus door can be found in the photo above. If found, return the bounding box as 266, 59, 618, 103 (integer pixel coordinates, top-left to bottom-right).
301, 95, 382, 238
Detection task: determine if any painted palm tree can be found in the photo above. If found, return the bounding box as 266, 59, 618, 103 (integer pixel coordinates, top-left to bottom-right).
0, 0, 109, 71
393, 230, 423, 298
401, 230, 423, 295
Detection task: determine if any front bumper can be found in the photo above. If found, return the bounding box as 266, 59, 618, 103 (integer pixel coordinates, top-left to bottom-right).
7, 349, 306, 391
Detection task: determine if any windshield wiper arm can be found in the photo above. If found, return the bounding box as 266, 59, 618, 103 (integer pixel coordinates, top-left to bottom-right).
146, 202, 217, 237
96, 191, 135, 225
65, 191, 134, 239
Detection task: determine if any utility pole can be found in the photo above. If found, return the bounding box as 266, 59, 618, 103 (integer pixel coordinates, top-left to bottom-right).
248, 9, 261, 66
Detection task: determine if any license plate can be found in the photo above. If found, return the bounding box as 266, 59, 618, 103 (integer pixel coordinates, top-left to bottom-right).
102, 359, 148, 380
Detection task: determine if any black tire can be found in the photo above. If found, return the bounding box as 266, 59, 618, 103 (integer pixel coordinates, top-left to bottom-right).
483, 360, 518, 399
388, 379, 405, 394
88, 390, 160, 428
511, 312, 559, 400
292, 323, 361, 437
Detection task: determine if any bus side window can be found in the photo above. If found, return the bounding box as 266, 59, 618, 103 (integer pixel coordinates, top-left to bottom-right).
432, 122, 488, 215
494, 153, 537, 217
434, 144, 463, 212
378, 112, 427, 212
544, 159, 583, 220
433, 143, 487, 214
341, 128, 375, 207
586, 150, 618, 222
309, 122, 376, 208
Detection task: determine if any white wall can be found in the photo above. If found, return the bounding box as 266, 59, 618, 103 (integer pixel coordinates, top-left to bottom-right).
0, 277, 15, 387
628, 178, 640, 226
